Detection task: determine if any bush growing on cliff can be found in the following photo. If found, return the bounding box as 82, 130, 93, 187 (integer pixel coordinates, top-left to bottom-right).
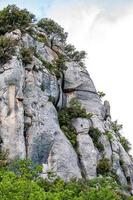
97, 157, 111, 175
65, 44, 87, 67
0, 5, 35, 35
98, 91, 106, 98
38, 18, 67, 42
8, 159, 42, 180
0, 36, 16, 65
111, 121, 131, 152
89, 128, 104, 152
58, 99, 92, 148
111, 120, 123, 133
20, 47, 33, 65
120, 136, 131, 153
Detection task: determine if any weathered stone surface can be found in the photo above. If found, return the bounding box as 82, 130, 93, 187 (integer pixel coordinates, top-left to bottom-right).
71, 118, 91, 134
77, 133, 97, 179
72, 118, 97, 179
48, 130, 82, 181
5, 29, 22, 41
0, 58, 25, 160
99, 134, 112, 162
112, 152, 127, 186
64, 62, 106, 119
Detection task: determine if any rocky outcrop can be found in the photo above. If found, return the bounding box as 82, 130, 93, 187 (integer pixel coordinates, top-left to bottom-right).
0, 28, 133, 194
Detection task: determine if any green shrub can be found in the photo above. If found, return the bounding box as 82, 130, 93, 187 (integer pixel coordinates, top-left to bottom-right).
0, 36, 16, 64
8, 159, 42, 180
53, 54, 68, 78
20, 47, 33, 65
89, 128, 104, 152
37, 177, 122, 200
120, 136, 131, 153
0, 159, 132, 200
111, 120, 123, 133
97, 157, 111, 175
61, 125, 77, 148
58, 99, 92, 148
98, 91, 106, 98
105, 131, 114, 140
0, 171, 45, 200
65, 44, 87, 67
58, 99, 92, 126
0, 5, 35, 35
38, 18, 67, 43
0, 150, 8, 167
36, 34, 47, 43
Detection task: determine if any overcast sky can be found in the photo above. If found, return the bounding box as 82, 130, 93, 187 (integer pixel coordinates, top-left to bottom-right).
1, 0, 133, 152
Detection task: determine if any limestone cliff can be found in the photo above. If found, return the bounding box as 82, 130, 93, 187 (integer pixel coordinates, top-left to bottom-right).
0, 10, 133, 195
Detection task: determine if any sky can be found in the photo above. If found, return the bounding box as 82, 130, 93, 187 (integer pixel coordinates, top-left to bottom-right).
0, 0, 133, 152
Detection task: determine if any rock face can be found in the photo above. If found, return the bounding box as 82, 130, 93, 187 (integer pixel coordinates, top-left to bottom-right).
0, 28, 133, 194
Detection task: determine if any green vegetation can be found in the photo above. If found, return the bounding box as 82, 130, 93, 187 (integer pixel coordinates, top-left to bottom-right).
34, 49, 67, 78
89, 128, 104, 152
65, 44, 87, 67
97, 157, 111, 175
0, 36, 16, 65
0, 158, 133, 200
105, 131, 114, 140
120, 136, 131, 153
111, 121, 131, 152
38, 18, 67, 43
98, 91, 106, 98
20, 47, 33, 65
35, 33, 47, 43
111, 120, 123, 133
53, 54, 68, 78
58, 99, 92, 148
0, 5, 35, 35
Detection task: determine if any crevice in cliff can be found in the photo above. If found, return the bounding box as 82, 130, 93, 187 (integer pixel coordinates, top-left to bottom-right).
76, 150, 87, 180
24, 126, 29, 159
63, 88, 98, 96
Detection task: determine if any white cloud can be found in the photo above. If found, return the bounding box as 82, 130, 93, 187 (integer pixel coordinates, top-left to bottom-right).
48, 2, 133, 152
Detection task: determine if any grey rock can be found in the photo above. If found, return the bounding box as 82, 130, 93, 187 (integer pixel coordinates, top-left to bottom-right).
71, 118, 91, 134
112, 152, 127, 186
64, 62, 106, 119
48, 130, 82, 181
72, 118, 97, 179
5, 29, 21, 41
99, 134, 112, 162
104, 100, 111, 118
0, 58, 25, 160
77, 133, 97, 179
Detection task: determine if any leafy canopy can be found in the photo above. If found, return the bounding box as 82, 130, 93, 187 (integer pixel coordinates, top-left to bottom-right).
38, 18, 68, 42
0, 5, 35, 35
0, 36, 16, 65
0, 159, 132, 200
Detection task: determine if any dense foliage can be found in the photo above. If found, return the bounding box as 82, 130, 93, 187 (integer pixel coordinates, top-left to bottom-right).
97, 157, 111, 175
65, 44, 87, 67
0, 36, 16, 65
111, 121, 131, 152
38, 18, 67, 43
120, 136, 131, 153
89, 128, 104, 152
0, 158, 132, 200
20, 47, 33, 65
0, 5, 35, 35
